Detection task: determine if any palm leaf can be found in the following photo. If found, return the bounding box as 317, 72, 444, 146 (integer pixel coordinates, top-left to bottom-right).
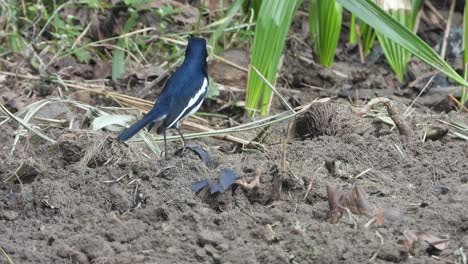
337, 0, 468, 87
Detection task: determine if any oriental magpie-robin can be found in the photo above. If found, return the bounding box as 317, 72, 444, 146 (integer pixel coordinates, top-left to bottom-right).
117, 37, 209, 158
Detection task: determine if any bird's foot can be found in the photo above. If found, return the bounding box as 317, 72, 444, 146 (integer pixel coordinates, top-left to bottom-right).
174, 145, 188, 157
174, 143, 213, 168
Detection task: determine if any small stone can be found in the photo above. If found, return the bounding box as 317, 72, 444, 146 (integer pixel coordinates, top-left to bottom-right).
204, 244, 221, 262
197, 230, 224, 247
460, 236, 468, 249
341, 251, 353, 260
378, 247, 408, 262
195, 248, 207, 260
56, 246, 89, 264
217, 243, 229, 252
0, 210, 18, 221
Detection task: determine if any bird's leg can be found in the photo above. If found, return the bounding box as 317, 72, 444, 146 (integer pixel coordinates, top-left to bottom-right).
147, 122, 155, 132
174, 127, 187, 154
163, 129, 168, 160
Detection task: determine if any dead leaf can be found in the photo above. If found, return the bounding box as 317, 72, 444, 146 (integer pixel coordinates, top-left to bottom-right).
208, 49, 249, 88
374, 207, 401, 225
132, 64, 166, 80
148, 0, 200, 24
93, 59, 112, 79
398, 231, 450, 253
204, 0, 231, 11
423, 126, 449, 141
326, 184, 374, 224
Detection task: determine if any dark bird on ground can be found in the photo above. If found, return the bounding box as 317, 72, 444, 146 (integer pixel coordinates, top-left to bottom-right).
117, 37, 209, 158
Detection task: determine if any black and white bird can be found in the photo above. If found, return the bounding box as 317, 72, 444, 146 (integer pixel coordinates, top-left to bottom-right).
117, 37, 209, 158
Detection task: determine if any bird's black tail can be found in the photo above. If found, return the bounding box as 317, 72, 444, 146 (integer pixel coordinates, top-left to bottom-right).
117, 109, 164, 141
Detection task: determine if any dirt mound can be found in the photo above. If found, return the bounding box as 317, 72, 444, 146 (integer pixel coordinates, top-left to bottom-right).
1, 101, 467, 264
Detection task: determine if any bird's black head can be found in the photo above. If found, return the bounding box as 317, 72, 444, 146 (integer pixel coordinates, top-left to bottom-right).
185, 37, 208, 59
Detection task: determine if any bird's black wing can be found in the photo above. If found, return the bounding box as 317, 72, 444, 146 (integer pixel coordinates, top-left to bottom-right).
154, 60, 207, 129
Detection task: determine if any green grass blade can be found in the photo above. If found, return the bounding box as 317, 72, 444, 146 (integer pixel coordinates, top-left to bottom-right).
337, 0, 468, 87
309, 0, 342, 67
246, 0, 301, 116
349, 14, 357, 44
112, 12, 138, 80
243, 0, 263, 20
209, 0, 245, 51
463, 1, 468, 105
360, 21, 376, 55
0, 102, 56, 144
376, 4, 412, 82
411, 0, 424, 27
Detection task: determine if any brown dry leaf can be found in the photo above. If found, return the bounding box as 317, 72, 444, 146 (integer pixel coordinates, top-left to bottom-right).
55, 57, 94, 79
205, 0, 223, 11
93, 60, 113, 79
209, 49, 249, 88
1, 91, 28, 113
326, 184, 374, 224
132, 64, 166, 80
326, 184, 342, 224
375, 207, 402, 225
398, 231, 450, 252
148, 0, 199, 24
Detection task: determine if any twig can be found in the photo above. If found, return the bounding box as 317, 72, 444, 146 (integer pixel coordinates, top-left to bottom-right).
359, 97, 414, 143
213, 54, 248, 72
0, 246, 14, 264
102, 174, 127, 183
0, 70, 329, 147
58, 27, 157, 60
0, 70, 40, 80
0, 102, 56, 143
424, 1, 448, 25
304, 162, 324, 200
355, 23, 365, 63
439, 0, 456, 58
251, 66, 295, 112
449, 94, 468, 112
235, 168, 262, 189
364, 217, 376, 228
339, 205, 358, 229
368, 231, 384, 263
140, 57, 183, 95
431, 255, 457, 264
280, 138, 287, 170
403, 75, 436, 118
354, 168, 372, 179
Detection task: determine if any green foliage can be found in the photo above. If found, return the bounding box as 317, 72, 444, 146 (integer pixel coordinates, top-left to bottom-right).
309, 0, 342, 67
349, 14, 357, 44
112, 12, 138, 80
349, 15, 376, 56
0, 0, 182, 71
157, 4, 180, 17
124, 0, 153, 5
209, 0, 245, 50
2, 0, 25, 53
246, 0, 301, 116
463, 1, 468, 105
411, 0, 424, 26
372, 0, 424, 82
207, 77, 220, 99
360, 22, 376, 55
337, 0, 468, 88
242, 0, 263, 19
376, 8, 412, 82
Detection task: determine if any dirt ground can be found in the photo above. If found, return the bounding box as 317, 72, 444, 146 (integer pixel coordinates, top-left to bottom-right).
1, 3, 468, 264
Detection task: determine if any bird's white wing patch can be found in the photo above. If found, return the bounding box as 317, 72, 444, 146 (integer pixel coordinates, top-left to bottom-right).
167, 78, 208, 128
